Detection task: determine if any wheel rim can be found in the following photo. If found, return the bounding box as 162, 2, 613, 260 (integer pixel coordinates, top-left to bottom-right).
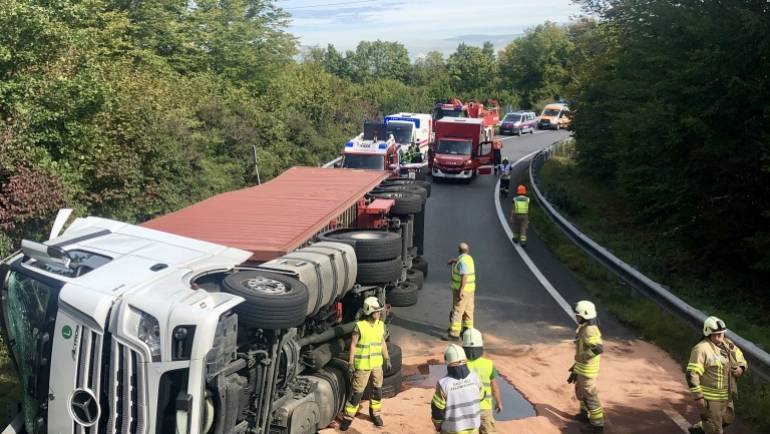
347, 231, 389, 240
245, 276, 288, 294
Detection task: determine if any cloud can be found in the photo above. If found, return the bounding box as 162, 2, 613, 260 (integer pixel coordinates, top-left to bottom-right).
284, 0, 581, 50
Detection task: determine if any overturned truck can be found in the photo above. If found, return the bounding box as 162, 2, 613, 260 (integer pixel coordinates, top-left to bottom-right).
0, 167, 430, 434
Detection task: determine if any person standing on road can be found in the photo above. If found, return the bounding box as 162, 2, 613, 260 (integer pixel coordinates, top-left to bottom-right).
340, 297, 391, 431
686, 316, 747, 434
492, 139, 503, 174
510, 185, 530, 246
568, 300, 605, 433
463, 328, 503, 433
443, 242, 476, 341
499, 158, 512, 196
431, 344, 484, 434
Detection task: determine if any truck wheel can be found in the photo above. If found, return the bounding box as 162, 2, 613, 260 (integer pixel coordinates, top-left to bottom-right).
406, 268, 424, 289
386, 281, 419, 307
412, 256, 428, 278
381, 179, 431, 197
318, 229, 401, 262
223, 271, 309, 329
371, 191, 424, 216
356, 257, 402, 284
372, 185, 428, 201
385, 343, 403, 375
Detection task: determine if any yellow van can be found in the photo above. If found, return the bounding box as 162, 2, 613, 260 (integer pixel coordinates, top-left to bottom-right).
538, 103, 571, 130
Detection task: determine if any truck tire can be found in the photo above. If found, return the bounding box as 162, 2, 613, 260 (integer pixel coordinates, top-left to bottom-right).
223, 271, 309, 329
372, 185, 428, 201
412, 256, 429, 278
371, 191, 424, 216
406, 268, 424, 289
381, 179, 431, 197
385, 343, 402, 376
386, 281, 419, 307
356, 257, 402, 284
364, 370, 402, 400
318, 229, 401, 262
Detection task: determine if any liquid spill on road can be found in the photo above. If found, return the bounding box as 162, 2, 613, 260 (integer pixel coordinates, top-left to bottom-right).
403, 363, 536, 421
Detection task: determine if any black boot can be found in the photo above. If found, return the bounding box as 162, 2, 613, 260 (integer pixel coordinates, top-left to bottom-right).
371, 413, 384, 427
580, 425, 604, 433
339, 419, 352, 431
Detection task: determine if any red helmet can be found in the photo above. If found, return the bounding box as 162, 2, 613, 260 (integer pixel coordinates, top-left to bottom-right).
517, 185, 527, 195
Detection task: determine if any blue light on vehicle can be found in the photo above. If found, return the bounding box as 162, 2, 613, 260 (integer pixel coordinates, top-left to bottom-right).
378, 142, 388, 149
345, 141, 354, 147
384, 116, 420, 128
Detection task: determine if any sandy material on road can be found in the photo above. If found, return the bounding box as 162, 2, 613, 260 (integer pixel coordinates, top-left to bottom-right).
320, 330, 752, 434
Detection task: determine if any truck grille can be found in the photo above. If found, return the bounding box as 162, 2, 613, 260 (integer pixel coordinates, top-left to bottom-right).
105, 340, 147, 434
74, 329, 147, 434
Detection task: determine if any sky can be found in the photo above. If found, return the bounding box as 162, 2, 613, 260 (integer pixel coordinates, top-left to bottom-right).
282, 0, 582, 56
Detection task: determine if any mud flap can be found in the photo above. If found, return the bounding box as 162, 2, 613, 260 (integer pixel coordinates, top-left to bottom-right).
477, 165, 494, 175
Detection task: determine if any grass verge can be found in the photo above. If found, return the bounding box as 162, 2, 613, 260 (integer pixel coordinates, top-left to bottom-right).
529, 145, 770, 432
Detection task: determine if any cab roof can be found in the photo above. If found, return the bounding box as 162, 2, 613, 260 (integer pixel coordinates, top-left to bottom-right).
142, 167, 389, 261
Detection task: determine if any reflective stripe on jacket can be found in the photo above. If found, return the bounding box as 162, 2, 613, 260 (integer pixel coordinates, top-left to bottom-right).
451, 254, 476, 292
467, 357, 495, 410
574, 323, 602, 378
687, 338, 747, 401
500, 163, 512, 179
354, 320, 385, 370
431, 372, 483, 433
513, 196, 530, 214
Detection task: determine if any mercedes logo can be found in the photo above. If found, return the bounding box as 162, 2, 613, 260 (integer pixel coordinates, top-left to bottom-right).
70, 389, 100, 427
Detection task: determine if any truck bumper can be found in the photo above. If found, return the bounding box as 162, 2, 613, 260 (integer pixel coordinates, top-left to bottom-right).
432, 167, 473, 179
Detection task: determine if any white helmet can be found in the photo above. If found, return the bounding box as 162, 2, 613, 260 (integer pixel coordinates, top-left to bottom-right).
703, 316, 727, 336
444, 344, 467, 364
363, 297, 383, 316
573, 300, 597, 320
462, 328, 483, 348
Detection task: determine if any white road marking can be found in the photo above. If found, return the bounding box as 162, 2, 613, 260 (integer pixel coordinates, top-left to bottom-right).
492, 150, 691, 433
492, 150, 576, 321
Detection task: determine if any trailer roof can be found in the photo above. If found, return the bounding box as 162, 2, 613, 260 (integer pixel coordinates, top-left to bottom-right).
142, 167, 389, 261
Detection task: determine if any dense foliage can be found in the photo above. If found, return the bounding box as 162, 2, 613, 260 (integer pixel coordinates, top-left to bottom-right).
0, 3, 580, 256
569, 0, 770, 296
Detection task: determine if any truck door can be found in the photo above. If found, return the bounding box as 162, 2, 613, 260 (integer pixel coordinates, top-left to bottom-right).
476, 141, 494, 175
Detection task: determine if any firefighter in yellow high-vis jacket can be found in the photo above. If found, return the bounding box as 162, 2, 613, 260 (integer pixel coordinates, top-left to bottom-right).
686, 316, 747, 434
568, 300, 604, 433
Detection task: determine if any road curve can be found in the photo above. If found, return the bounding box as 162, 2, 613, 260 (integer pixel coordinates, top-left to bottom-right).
384, 130, 752, 434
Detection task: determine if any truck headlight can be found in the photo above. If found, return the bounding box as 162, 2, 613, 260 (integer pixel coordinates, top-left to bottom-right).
136, 310, 161, 362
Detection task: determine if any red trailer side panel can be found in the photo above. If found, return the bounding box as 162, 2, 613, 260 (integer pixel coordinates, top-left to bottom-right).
142, 167, 389, 261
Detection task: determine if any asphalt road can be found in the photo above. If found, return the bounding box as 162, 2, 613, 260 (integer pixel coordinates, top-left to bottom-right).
392, 129, 582, 345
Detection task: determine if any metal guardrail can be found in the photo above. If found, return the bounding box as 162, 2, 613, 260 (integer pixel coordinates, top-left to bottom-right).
322, 156, 342, 168
529, 139, 770, 381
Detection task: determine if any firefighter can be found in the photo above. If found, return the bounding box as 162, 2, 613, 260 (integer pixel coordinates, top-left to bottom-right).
431, 344, 484, 434
510, 185, 530, 246
686, 316, 747, 434
463, 328, 503, 433
340, 297, 391, 431
492, 139, 503, 174
499, 158, 512, 196
568, 300, 604, 433
443, 242, 476, 341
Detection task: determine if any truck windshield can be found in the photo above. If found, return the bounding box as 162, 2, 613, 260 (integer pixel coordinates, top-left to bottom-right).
386, 123, 413, 144
342, 154, 385, 170
1, 269, 59, 434
436, 139, 472, 156
542, 108, 561, 116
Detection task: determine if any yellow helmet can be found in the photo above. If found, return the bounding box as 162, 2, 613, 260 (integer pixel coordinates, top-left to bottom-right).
573, 300, 597, 320
363, 297, 383, 316
703, 316, 727, 336
462, 328, 483, 348
444, 344, 467, 364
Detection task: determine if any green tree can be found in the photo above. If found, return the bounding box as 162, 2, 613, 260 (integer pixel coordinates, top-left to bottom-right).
447, 43, 497, 94
498, 21, 573, 108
